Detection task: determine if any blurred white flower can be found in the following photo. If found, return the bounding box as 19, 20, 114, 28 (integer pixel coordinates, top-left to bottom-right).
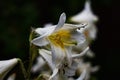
70, 0, 98, 23
70, 0, 99, 59
0, 58, 18, 80
77, 61, 99, 80
71, 0, 99, 41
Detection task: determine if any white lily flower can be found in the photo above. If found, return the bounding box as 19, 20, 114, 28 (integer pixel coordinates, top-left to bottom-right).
38, 47, 89, 80
32, 13, 86, 47
70, 0, 98, 23
31, 13, 87, 80
0, 58, 18, 80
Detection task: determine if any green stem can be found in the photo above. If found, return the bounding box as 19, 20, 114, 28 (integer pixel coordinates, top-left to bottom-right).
18, 58, 28, 80
27, 44, 38, 79
27, 28, 38, 79
27, 45, 33, 79
27, 28, 34, 79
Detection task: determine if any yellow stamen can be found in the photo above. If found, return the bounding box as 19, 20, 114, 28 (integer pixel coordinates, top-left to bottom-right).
48, 29, 76, 48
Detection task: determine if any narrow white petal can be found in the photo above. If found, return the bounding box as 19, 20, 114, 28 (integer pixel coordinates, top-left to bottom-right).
72, 47, 89, 59
65, 47, 72, 67
52, 74, 59, 80
49, 68, 58, 80
60, 23, 85, 31
0, 58, 18, 80
51, 45, 65, 68
55, 12, 66, 30
75, 23, 88, 29
39, 49, 55, 70
35, 28, 48, 35
31, 34, 49, 46
76, 69, 86, 80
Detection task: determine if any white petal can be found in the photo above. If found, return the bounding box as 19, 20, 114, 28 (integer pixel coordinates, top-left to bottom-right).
65, 47, 72, 66
31, 33, 49, 46
32, 25, 57, 46
48, 68, 58, 80
76, 69, 86, 80
0, 58, 18, 80
55, 12, 66, 30
61, 23, 87, 31
39, 49, 64, 80
35, 25, 56, 35
39, 49, 54, 70
72, 47, 89, 59
51, 45, 65, 68
71, 0, 98, 23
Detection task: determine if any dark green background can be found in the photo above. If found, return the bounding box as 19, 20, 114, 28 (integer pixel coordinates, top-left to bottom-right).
0, 0, 120, 80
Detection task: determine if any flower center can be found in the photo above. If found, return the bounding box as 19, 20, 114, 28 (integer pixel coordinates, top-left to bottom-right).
48, 29, 76, 48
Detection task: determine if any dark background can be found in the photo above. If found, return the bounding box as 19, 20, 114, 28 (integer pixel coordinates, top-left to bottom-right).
0, 0, 120, 80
